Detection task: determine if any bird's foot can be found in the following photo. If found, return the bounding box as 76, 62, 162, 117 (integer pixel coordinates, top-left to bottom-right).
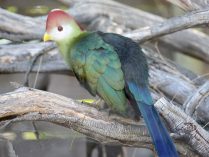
78, 99, 95, 104
78, 98, 105, 110
93, 98, 105, 109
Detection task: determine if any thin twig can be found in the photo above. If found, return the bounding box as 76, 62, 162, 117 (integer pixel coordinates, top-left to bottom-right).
33, 56, 43, 88
24, 44, 55, 87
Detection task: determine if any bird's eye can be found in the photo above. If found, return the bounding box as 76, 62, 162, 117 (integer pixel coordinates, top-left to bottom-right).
57, 26, 63, 32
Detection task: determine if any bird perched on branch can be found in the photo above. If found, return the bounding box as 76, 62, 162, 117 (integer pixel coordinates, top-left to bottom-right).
43, 9, 179, 157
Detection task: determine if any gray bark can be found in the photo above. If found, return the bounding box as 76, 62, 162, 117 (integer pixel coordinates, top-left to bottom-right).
0, 0, 209, 156
1, 0, 209, 63
167, 0, 209, 11
0, 87, 204, 157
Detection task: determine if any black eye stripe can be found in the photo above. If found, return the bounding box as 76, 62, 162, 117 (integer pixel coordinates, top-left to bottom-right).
58, 26, 63, 31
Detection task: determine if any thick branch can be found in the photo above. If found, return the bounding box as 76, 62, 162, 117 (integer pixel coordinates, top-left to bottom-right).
0, 87, 205, 156
0, 42, 67, 73
183, 81, 209, 123
156, 98, 209, 157
0, 8, 43, 41
0, 88, 150, 147
124, 8, 209, 42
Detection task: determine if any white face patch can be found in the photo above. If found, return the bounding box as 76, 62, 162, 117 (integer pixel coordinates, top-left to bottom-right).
50, 24, 73, 41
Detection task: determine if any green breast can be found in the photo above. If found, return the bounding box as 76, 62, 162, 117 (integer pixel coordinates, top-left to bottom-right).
70, 32, 127, 114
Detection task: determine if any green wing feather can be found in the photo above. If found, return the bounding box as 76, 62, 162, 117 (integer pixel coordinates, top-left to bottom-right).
70, 33, 127, 114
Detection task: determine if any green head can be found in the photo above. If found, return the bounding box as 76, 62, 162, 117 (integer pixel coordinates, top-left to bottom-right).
43, 9, 84, 56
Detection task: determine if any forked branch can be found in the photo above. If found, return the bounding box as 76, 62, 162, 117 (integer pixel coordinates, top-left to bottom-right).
0, 87, 206, 156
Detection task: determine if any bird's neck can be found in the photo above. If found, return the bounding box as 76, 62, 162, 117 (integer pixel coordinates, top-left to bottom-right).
56, 21, 86, 64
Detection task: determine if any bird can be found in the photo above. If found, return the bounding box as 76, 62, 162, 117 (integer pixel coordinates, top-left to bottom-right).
43, 9, 179, 157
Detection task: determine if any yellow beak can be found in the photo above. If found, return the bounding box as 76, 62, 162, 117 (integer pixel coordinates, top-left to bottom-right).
43, 32, 52, 42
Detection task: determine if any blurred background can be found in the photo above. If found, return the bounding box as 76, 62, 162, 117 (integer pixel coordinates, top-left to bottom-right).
0, 0, 208, 157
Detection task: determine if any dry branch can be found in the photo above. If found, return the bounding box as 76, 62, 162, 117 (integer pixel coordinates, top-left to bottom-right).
0, 0, 209, 156
167, 0, 209, 11
0, 8, 43, 41
156, 98, 209, 157
1, 0, 209, 63
124, 7, 209, 42
183, 81, 209, 122
0, 87, 206, 156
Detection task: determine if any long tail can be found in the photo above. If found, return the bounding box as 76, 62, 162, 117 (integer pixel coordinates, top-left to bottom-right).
127, 82, 179, 157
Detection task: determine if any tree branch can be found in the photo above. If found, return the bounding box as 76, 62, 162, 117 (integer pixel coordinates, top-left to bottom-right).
167, 0, 209, 11
124, 7, 209, 42
0, 87, 205, 156
155, 98, 209, 157
1, 1, 209, 156
183, 81, 209, 122
2, 42, 209, 156
0, 8, 43, 41
1, 0, 209, 63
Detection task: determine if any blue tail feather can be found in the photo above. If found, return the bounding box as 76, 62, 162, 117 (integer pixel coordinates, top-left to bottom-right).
127, 82, 179, 157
